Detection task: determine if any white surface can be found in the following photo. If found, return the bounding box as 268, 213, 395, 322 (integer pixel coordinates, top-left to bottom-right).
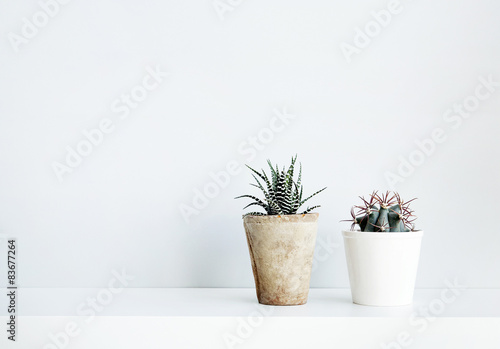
1, 288, 500, 349
1, 288, 499, 317
0, 0, 500, 289
343, 230, 423, 306
3, 317, 500, 349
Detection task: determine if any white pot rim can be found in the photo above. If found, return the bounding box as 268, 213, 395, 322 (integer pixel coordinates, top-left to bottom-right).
342, 230, 423, 239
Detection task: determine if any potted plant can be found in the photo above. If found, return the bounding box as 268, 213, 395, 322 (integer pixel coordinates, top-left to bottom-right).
342, 191, 423, 306
236, 156, 326, 306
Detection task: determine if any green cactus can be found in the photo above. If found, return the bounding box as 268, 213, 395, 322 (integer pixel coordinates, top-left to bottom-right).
344, 191, 417, 232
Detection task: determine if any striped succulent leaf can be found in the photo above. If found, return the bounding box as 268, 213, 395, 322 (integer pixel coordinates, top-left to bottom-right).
236, 155, 326, 216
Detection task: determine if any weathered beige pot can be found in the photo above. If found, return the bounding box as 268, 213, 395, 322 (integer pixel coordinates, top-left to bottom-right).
243, 213, 319, 306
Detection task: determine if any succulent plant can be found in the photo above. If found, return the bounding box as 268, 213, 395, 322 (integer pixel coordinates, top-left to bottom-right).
236, 155, 326, 216
344, 191, 417, 232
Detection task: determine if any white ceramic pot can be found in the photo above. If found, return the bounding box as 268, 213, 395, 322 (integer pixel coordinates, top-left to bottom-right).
342, 230, 423, 306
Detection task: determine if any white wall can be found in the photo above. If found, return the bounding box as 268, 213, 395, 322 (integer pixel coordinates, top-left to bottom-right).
0, 0, 499, 288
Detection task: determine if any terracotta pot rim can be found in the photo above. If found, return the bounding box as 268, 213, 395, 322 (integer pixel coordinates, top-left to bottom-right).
243, 212, 319, 223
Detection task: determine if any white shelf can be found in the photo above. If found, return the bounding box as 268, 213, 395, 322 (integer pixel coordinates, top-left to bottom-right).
1, 287, 499, 317
1, 288, 499, 349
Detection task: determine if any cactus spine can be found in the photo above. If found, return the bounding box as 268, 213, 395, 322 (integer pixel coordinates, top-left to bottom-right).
345, 191, 417, 232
